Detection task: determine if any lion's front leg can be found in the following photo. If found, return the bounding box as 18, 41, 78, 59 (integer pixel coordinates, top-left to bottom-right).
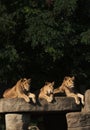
54, 87, 64, 94
28, 93, 36, 103
39, 94, 53, 103
77, 93, 85, 105
19, 94, 30, 103
68, 93, 80, 105
48, 94, 53, 102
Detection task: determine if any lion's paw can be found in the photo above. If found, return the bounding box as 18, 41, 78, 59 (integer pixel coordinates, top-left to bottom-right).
32, 98, 36, 104
25, 98, 30, 103
76, 100, 80, 105
47, 97, 53, 103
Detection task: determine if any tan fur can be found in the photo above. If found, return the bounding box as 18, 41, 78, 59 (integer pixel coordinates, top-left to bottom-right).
54, 76, 84, 105
3, 78, 36, 103
39, 81, 54, 103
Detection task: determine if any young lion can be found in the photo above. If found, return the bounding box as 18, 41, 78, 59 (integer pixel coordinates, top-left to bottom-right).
54, 76, 84, 105
39, 81, 54, 103
3, 78, 36, 103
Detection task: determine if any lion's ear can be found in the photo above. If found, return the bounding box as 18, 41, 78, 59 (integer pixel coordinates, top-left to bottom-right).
72, 76, 75, 80
20, 78, 24, 82
45, 81, 50, 85
28, 78, 31, 83
51, 81, 54, 86
64, 76, 68, 80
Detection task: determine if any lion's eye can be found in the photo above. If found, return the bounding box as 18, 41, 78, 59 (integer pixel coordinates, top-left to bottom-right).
25, 82, 27, 84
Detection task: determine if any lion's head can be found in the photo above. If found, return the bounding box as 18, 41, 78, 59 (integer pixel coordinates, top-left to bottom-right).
39, 81, 55, 103
44, 81, 54, 96
17, 78, 31, 91
63, 76, 75, 89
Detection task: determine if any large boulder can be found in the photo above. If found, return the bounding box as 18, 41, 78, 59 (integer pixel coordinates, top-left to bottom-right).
66, 112, 90, 130
5, 113, 30, 130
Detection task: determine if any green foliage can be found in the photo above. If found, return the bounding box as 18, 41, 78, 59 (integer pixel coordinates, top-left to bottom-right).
0, 45, 19, 84
81, 29, 90, 45
54, 0, 77, 16
0, 0, 90, 91
0, 45, 19, 62
0, 4, 15, 45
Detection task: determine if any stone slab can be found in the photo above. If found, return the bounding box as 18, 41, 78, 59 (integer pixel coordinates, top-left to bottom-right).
66, 112, 90, 128
83, 89, 90, 112
5, 113, 30, 130
0, 97, 81, 113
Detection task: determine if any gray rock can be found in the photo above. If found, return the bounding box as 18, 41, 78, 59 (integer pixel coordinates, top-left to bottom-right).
83, 89, 90, 112
5, 113, 30, 130
66, 112, 90, 128
0, 97, 81, 113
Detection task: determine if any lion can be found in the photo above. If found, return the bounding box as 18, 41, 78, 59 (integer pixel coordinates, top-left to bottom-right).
54, 76, 84, 105
3, 78, 36, 103
39, 81, 54, 103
